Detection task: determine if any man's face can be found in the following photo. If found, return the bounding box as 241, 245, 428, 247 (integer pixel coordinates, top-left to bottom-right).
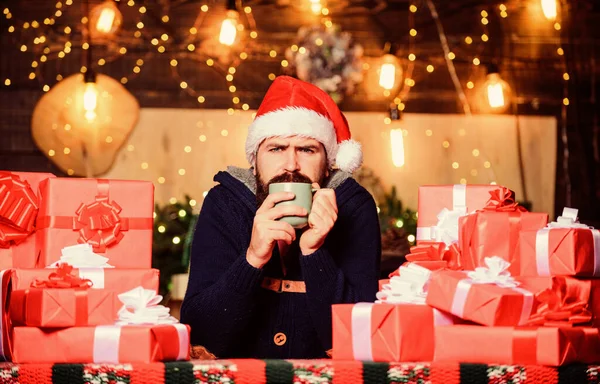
254, 136, 329, 204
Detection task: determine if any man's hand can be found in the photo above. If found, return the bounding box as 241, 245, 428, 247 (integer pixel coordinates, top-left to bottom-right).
300, 183, 338, 255
246, 192, 307, 269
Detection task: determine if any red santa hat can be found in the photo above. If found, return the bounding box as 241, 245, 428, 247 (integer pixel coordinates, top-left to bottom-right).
245, 76, 363, 173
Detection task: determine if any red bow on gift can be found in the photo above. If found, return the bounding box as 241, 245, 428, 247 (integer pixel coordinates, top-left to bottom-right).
389, 242, 461, 278
0, 172, 39, 248
526, 277, 593, 326
31, 263, 93, 289
483, 187, 526, 212
73, 195, 127, 252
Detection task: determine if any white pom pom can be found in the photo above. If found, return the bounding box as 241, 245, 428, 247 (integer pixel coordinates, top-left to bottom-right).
335, 140, 363, 173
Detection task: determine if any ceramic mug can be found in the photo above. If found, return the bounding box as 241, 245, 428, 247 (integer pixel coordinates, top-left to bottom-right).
268, 182, 315, 228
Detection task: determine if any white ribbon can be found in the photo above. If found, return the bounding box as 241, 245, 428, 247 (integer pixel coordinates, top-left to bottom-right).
115, 286, 178, 325
46, 244, 114, 268
375, 264, 432, 304
449, 257, 534, 324
93, 325, 121, 363
78, 268, 105, 289
417, 184, 467, 245
535, 207, 600, 276
174, 323, 190, 361
351, 303, 374, 361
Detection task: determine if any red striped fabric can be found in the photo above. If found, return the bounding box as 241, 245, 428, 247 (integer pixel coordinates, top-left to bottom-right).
526, 365, 559, 384
430, 362, 460, 384
130, 362, 164, 384
18, 363, 52, 384
332, 360, 363, 384
230, 359, 266, 384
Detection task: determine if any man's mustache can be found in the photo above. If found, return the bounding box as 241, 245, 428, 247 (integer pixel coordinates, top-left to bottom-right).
267, 171, 313, 185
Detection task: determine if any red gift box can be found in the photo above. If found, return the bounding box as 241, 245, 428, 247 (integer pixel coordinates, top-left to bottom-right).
10, 288, 116, 327
434, 325, 600, 366
0, 171, 55, 269
332, 303, 461, 362
426, 268, 552, 326
416, 184, 503, 245
35, 178, 154, 268
520, 209, 600, 277
458, 188, 548, 274
11, 267, 159, 293
0, 269, 12, 361
11, 323, 190, 363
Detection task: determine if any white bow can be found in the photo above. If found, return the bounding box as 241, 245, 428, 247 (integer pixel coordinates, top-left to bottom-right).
467, 256, 518, 288
115, 286, 178, 325
430, 207, 467, 246
46, 244, 114, 268
547, 208, 590, 229
375, 264, 432, 304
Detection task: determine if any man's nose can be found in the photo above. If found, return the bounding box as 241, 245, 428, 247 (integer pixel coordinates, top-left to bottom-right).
283, 150, 300, 172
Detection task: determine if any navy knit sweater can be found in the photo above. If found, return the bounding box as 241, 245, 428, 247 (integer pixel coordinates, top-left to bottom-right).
180, 169, 381, 359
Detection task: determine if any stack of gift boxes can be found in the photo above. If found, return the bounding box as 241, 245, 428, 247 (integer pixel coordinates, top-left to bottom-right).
0, 171, 190, 364
333, 184, 600, 366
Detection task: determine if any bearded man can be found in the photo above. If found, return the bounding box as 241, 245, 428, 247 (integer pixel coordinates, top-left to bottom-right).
181, 76, 381, 359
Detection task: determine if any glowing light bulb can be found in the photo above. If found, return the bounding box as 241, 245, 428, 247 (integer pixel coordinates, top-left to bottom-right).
390, 128, 405, 167
90, 1, 122, 36
219, 10, 238, 46
482, 69, 511, 112
541, 0, 557, 21
83, 81, 98, 121
378, 54, 398, 90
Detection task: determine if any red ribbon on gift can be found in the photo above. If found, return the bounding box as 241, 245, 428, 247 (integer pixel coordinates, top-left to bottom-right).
0, 172, 39, 248
400, 242, 461, 271
73, 194, 128, 253
526, 277, 593, 326
31, 263, 93, 289
483, 187, 526, 212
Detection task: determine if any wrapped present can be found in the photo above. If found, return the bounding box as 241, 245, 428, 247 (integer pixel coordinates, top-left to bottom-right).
459, 187, 548, 274
334, 264, 463, 362
10, 264, 117, 327
426, 257, 552, 326
11, 265, 159, 293
35, 177, 154, 268
12, 286, 188, 364
416, 184, 504, 246
520, 208, 600, 277
0, 171, 55, 269
434, 325, 600, 366
332, 303, 460, 362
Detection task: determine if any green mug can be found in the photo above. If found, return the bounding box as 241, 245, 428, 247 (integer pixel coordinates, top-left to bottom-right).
269, 182, 315, 229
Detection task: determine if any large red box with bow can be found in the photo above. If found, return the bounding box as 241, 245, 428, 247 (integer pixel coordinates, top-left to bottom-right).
426, 269, 552, 326
416, 184, 503, 244
35, 178, 154, 268
11, 324, 190, 363
10, 288, 116, 327
332, 303, 462, 362
0, 171, 55, 269
433, 325, 600, 366
458, 188, 548, 274
520, 227, 600, 277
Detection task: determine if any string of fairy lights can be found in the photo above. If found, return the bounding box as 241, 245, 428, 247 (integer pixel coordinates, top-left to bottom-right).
2, 0, 571, 214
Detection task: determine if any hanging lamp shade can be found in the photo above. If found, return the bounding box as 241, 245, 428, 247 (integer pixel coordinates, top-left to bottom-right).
31, 73, 139, 177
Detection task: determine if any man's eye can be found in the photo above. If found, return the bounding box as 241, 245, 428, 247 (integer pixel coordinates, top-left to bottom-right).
299, 148, 314, 153
269, 147, 283, 152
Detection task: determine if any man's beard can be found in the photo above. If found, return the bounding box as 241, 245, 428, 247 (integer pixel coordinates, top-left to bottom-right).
256, 169, 327, 206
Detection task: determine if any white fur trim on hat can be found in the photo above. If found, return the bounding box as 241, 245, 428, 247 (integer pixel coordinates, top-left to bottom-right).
336, 139, 363, 173
245, 107, 338, 167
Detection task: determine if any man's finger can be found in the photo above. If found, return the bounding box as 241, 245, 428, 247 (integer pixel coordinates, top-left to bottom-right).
257, 192, 295, 212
